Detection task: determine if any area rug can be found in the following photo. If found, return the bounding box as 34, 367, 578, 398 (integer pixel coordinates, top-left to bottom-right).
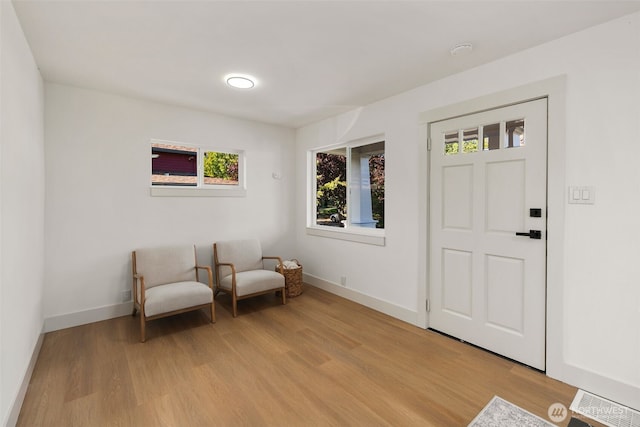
468, 396, 556, 427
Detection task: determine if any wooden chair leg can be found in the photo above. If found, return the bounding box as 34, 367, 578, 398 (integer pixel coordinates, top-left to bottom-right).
281, 288, 286, 305
210, 302, 216, 323
140, 313, 146, 343
232, 296, 238, 318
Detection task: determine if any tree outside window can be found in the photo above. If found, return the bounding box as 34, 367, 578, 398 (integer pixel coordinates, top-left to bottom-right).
203, 151, 239, 185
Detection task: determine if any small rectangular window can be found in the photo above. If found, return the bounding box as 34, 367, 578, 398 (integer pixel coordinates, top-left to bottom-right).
445, 132, 459, 155
151, 143, 198, 186
506, 119, 525, 148
462, 128, 478, 153
203, 151, 239, 186
482, 123, 500, 151
151, 140, 245, 194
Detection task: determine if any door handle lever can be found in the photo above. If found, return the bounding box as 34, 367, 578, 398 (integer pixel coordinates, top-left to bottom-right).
516, 230, 542, 239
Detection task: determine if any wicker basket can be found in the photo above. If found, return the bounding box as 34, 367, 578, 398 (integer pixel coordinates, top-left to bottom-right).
278, 259, 303, 298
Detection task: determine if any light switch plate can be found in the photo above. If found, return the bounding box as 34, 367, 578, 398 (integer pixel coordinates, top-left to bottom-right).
568, 186, 595, 204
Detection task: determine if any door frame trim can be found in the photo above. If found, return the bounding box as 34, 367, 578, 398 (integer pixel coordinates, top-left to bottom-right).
418, 75, 567, 378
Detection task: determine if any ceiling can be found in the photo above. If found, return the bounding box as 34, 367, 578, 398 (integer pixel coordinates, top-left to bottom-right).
12, 0, 640, 128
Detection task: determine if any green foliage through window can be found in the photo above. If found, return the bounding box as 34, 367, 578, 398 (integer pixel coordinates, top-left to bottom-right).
204, 151, 239, 185
316, 152, 347, 224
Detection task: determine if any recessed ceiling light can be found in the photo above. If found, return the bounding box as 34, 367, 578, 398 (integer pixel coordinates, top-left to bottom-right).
225, 74, 256, 89
450, 43, 473, 56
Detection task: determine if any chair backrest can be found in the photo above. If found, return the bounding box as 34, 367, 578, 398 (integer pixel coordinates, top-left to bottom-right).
133, 245, 197, 289
215, 239, 264, 277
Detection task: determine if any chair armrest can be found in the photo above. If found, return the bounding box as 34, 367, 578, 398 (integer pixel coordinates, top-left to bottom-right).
195, 265, 213, 288
133, 273, 144, 286
214, 262, 237, 291
132, 273, 146, 303
214, 262, 236, 277
263, 256, 284, 273
215, 262, 235, 269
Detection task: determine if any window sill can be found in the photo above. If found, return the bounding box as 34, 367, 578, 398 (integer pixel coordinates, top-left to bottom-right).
306, 226, 385, 246
150, 187, 247, 197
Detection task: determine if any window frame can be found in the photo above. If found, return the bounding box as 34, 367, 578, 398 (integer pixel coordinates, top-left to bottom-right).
307, 135, 385, 246
150, 139, 246, 197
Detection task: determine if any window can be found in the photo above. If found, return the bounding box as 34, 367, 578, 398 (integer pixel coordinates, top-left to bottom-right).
150, 140, 245, 197
444, 118, 525, 155
312, 139, 385, 235
203, 150, 239, 186
151, 142, 198, 186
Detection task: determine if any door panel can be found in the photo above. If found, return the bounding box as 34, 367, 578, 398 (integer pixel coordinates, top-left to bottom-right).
442, 165, 473, 230
429, 98, 547, 370
442, 249, 473, 318
486, 254, 524, 334
486, 160, 525, 233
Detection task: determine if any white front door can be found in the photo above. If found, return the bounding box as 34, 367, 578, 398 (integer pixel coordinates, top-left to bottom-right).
428, 98, 547, 370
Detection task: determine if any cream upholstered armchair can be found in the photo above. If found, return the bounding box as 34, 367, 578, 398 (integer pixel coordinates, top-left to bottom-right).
132, 245, 215, 342
213, 239, 286, 317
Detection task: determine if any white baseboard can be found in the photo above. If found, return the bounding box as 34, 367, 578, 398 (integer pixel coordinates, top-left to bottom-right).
43, 302, 133, 333
5, 331, 44, 427
303, 273, 418, 326
550, 362, 640, 412
44, 278, 418, 333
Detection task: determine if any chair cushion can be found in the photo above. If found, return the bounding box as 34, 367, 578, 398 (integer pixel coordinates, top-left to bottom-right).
134, 245, 197, 289
144, 281, 213, 318
220, 270, 284, 297
215, 240, 264, 275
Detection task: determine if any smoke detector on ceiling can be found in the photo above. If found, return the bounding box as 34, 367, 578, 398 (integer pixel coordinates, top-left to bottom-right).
450, 43, 473, 56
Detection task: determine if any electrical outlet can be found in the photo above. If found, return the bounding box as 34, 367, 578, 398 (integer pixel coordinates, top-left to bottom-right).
122, 289, 132, 302
340, 276, 347, 286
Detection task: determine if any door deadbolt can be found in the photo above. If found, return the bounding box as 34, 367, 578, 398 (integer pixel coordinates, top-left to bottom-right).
530, 208, 542, 218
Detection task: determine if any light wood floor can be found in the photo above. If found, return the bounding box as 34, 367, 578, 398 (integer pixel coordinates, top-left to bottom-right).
19, 285, 591, 426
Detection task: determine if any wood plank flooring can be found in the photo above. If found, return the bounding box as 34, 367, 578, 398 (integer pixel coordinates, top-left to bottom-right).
18, 286, 591, 426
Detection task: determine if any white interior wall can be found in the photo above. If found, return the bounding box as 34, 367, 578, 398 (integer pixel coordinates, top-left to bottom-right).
0, 2, 45, 425
43, 83, 296, 329
296, 12, 640, 409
